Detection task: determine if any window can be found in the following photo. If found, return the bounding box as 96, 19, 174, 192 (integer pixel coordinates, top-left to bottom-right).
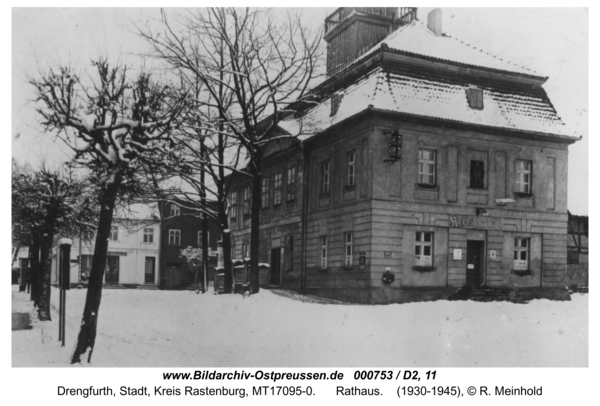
287, 165, 296, 202
168, 229, 181, 246
143, 227, 154, 243
344, 232, 353, 267
347, 151, 356, 186
242, 242, 249, 259
80, 255, 93, 282
230, 192, 237, 221
243, 187, 251, 215
418, 149, 436, 186
287, 236, 294, 270
513, 238, 530, 270
261, 177, 269, 209
198, 231, 209, 247
170, 203, 180, 217
516, 160, 532, 194
330, 93, 343, 116
467, 87, 484, 109
320, 236, 328, 269
470, 160, 485, 189
321, 160, 330, 194
109, 225, 118, 241
274, 172, 282, 205
415, 232, 433, 266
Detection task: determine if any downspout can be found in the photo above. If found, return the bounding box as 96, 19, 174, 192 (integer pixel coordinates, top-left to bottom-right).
301, 144, 310, 293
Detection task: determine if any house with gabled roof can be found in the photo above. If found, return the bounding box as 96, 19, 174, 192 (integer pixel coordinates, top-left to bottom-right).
228, 7, 579, 303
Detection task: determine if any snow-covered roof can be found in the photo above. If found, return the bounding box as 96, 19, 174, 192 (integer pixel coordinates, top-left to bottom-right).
114, 203, 160, 221
357, 20, 539, 77
282, 64, 574, 139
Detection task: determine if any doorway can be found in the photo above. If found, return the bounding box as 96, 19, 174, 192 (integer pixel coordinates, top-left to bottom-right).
105, 256, 119, 284
270, 248, 281, 285
466, 240, 484, 287
144, 257, 155, 283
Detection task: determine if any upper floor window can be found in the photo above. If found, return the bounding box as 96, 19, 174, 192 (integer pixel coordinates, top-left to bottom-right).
230, 192, 238, 221
321, 160, 330, 194
415, 231, 433, 267
344, 232, 353, 267
243, 187, 251, 215
274, 172, 282, 206
516, 160, 532, 194
170, 203, 180, 217
513, 238, 529, 270
287, 165, 296, 202
470, 160, 485, 189
261, 177, 269, 209
467, 87, 484, 109
347, 151, 356, 187
109, 225, 119, 241
418, 149, 436, 186
168, 229, 181, 246
143, 227, 154, 243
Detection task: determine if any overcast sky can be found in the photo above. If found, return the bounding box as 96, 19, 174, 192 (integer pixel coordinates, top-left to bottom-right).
10, 6, 589, 214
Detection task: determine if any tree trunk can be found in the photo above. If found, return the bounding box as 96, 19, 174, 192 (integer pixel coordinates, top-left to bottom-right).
71, 172, 122, 364
217, 191, 233, 293
29, 242, 41, 305
249, 154, 262, 294
37, 230, 55, 321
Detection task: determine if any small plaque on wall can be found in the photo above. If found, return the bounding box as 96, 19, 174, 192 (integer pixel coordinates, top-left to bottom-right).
384, 252, 392, 258
490, 250, 497, 259
453, 249, 462, 260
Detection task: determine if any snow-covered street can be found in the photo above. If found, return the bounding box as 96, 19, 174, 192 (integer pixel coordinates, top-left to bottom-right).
12, 286, 588, 367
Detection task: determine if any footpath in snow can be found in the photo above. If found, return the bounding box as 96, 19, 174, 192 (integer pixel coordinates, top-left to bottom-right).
12, 285, 588, 367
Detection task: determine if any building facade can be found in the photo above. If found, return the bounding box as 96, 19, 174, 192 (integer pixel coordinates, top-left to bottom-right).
159, 201, 220, 290
229, 8, 579, 303
52, 210, 162, 288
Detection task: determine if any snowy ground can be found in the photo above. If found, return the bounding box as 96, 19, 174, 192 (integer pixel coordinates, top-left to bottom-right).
12, 285, 588, 367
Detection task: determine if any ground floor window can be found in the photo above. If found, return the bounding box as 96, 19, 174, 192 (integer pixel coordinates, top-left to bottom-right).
344, 232, 353, 267
415, 232, 433, 266
320, 236, 328, 269
513, 238, 529, 270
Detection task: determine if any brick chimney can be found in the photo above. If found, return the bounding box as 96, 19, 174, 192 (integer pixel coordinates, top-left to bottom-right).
427, 8, 442, 36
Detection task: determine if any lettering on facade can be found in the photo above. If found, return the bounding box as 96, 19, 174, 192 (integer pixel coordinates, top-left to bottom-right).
448, 215, 504, 230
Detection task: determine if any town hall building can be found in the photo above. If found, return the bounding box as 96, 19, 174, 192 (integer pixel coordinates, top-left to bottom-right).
228, 8, 579, 303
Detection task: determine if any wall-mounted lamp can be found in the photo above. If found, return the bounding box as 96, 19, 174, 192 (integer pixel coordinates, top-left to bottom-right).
476, 208, 489, 217
359, 252, 366, 270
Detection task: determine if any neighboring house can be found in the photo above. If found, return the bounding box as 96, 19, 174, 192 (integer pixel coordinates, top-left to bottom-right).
567, 211, 588, 287
229, 8, 579, 303
51, 204, 161, 289
159, 200, 221, 290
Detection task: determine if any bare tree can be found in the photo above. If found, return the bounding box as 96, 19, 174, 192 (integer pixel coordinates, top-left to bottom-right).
12, 160, 98, 321
140, 7, 323, 293
30, 59, 186, 363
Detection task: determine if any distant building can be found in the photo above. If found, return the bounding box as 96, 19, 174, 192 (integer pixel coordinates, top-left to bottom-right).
51, 204, 161, 289
158, 200, 221, 290
229, 8, 579, 303
567, 211, 588, 287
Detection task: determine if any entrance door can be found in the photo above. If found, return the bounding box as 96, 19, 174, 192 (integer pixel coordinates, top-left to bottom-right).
270, 248, 281, 285
105, 256, 119, 284
144, 257, 155, 283
466, 241, 484, 287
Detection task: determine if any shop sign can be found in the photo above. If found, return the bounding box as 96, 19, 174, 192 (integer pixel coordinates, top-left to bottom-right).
448, 215, 503, 231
